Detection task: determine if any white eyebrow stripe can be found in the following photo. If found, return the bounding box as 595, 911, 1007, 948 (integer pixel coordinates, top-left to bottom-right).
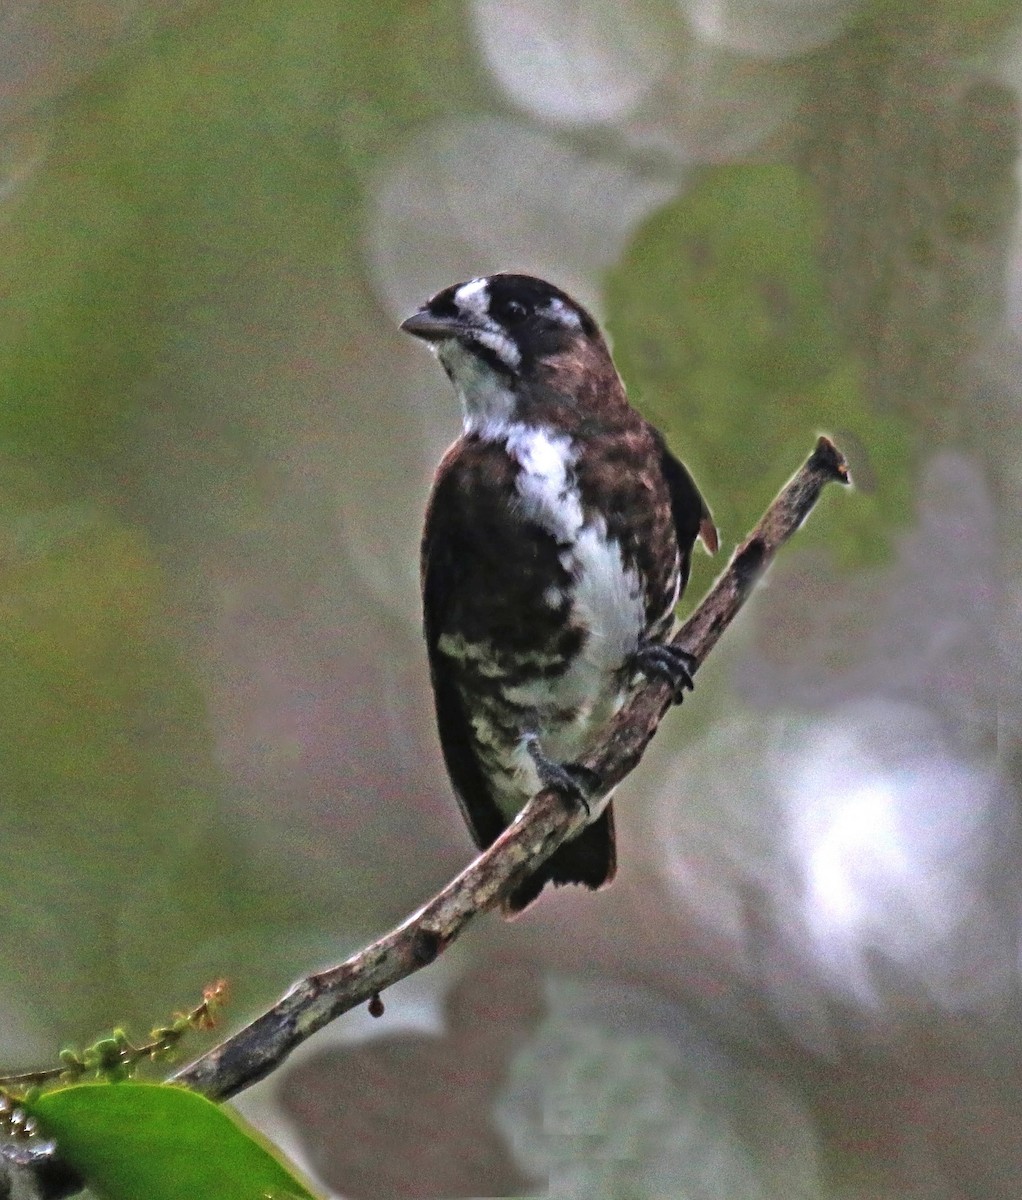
454, 277, 490, 317
546, 297, 582, 328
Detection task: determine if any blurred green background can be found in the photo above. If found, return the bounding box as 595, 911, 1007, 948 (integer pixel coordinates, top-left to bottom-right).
1, 1, 1019, 1196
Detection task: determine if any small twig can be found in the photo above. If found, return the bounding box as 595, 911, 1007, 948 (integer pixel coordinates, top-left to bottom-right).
0, 982, 228, 1093
0, 983, 229, 1200
170, 436, 850, 1102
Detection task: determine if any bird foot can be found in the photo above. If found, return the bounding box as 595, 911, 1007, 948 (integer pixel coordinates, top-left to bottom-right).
523, 734, 598, 819
631, 640, 697, 704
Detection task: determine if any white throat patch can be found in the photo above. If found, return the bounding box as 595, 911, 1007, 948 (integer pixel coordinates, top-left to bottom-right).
438, 341, 519, 434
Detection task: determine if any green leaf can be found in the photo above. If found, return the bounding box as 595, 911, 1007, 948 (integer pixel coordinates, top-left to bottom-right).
28, 1082, 322, 1200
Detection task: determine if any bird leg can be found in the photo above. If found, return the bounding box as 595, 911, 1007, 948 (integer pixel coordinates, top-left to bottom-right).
523, 733, 598, 819
630, 640, 697, 705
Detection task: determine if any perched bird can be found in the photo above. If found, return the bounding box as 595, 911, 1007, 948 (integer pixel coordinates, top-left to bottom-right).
403, 274, 717, 915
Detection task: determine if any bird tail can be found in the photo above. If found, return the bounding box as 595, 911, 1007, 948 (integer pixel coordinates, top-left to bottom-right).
501, 804, 617, 917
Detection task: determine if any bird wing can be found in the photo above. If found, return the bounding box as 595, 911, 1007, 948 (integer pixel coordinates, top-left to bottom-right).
421, 438, 616, 913
652, 431, 718, 595
421, 441, 508, 850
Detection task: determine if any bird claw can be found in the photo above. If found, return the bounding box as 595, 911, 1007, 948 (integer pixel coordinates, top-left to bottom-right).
632, 641, 697, 704
523, 734, 597, 818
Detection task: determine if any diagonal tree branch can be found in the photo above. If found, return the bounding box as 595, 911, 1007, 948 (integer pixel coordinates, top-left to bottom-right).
171, 436, 850, 1103
1, 437, 849, 1198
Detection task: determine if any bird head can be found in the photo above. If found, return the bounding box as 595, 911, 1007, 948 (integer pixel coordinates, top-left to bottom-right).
401, 274, 615, 437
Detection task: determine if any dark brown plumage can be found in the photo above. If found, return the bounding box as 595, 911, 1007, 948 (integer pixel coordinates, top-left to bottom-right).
406, 275, 715, 915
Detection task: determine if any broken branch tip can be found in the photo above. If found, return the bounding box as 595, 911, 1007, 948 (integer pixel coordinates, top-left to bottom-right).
811, 435, 851, 485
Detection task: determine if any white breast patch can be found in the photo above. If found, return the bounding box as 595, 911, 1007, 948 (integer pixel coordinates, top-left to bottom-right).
505, 424, 584, 542
498, 423, 647, 762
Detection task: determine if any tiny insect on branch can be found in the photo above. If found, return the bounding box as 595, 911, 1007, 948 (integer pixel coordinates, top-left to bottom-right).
170, 436, 850, 1103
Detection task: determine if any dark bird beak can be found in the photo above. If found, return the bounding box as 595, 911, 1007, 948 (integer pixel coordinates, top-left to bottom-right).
400, 309, 469, 341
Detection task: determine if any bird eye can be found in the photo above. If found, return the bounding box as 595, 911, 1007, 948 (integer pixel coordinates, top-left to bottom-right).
504, 299, 528, 322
